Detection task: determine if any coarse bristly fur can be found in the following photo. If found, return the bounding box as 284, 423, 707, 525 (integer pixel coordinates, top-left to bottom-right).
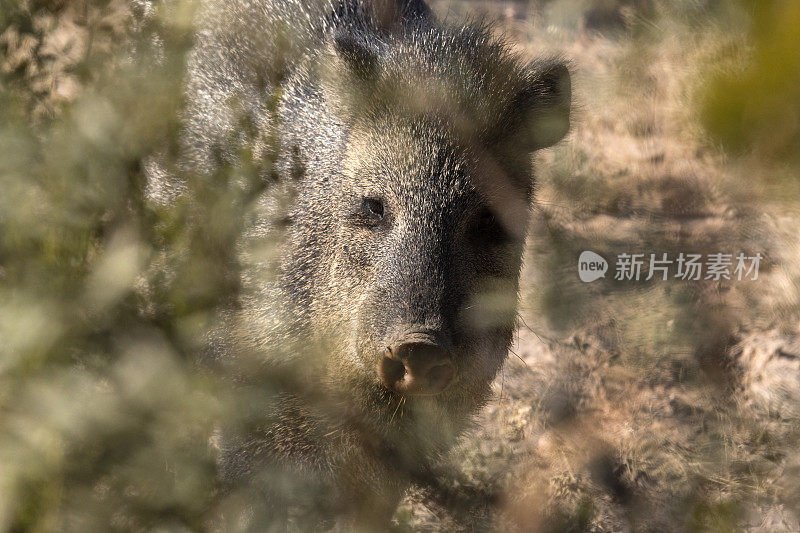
152, 0, 571, 529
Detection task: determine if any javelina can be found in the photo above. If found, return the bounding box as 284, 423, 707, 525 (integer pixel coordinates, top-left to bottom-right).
164, 0, 570, 528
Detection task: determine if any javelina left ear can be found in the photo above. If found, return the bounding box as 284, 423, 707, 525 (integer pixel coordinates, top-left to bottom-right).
332, 32, 380, 81
322, 32, 382, 121
495, 60, 571, 151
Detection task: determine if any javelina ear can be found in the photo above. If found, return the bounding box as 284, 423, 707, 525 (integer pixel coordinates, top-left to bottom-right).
334, 0, 431, 32
322, 32, 383, 121
498, 60, 571, 151
332, 32, 380, 82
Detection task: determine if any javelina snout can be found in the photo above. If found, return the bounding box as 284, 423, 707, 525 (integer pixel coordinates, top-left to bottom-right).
379, 334, 456, 395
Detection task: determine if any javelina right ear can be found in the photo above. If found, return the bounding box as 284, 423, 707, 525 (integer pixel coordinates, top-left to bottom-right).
495, 60, 572, 152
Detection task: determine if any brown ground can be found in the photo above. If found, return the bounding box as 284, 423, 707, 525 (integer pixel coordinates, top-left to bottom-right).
399, 1, 800, 530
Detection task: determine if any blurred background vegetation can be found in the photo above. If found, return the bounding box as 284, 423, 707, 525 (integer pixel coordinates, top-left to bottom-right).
1, 0, 799, 531
0, 1, 255, 529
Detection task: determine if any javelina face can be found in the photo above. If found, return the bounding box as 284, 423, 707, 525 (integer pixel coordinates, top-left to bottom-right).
313, 116, 531, 440
277, 23, 569, 453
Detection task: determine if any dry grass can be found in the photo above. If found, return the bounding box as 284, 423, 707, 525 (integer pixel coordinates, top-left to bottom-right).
399, 1, 800, 531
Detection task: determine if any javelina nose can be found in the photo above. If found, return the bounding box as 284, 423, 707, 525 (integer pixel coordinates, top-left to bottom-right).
379, 342, 455, 395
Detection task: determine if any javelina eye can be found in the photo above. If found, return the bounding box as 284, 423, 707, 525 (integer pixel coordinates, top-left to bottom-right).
363, 197, 384, 219
470, 208, 507, 244
351, 197, 385, 228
